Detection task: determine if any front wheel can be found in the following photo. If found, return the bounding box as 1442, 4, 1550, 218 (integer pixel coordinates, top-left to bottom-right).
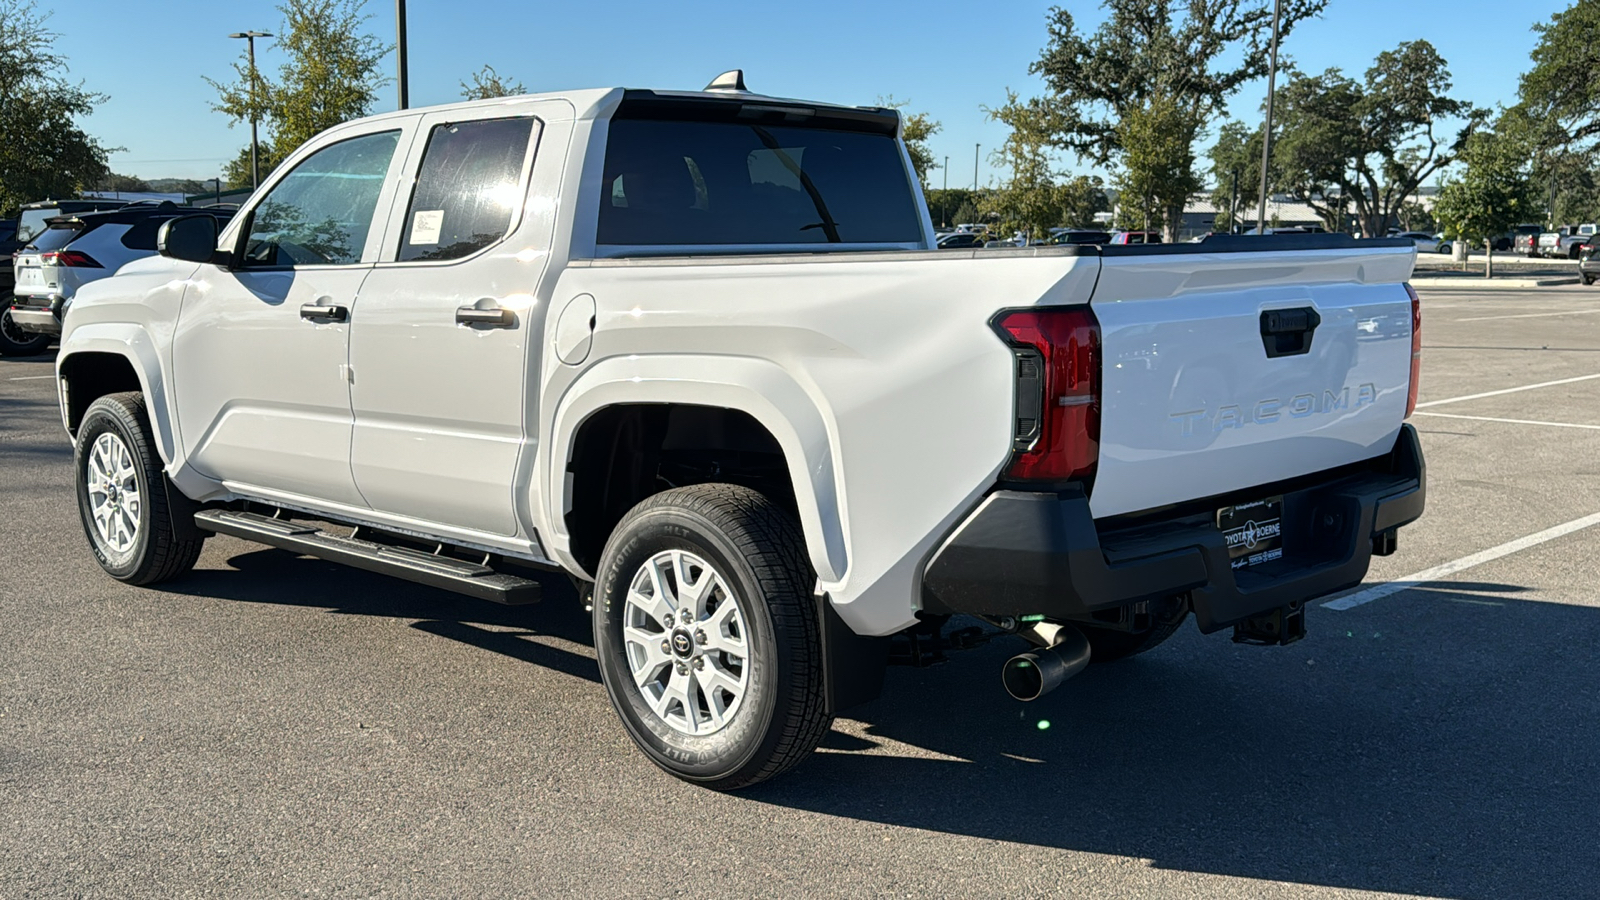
74, 392, 205, 585
593, 484, 830, 790
0, 308, 51, 357
1584, 273, 1596, 286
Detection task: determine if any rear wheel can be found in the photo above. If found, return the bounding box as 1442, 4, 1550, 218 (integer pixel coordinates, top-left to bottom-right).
593, 484, 830, 790
0, 308, 50, 357
74, 392, 205, 585
1584, 273, 1596, 286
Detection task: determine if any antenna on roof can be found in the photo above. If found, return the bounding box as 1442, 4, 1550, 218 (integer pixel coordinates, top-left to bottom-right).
704, 69, 747, 92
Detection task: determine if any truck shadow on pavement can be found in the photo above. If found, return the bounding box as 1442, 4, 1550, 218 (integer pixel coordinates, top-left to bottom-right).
169, 548, 1595, 898
751, 581, 1598, 900
171, 547, 601, 685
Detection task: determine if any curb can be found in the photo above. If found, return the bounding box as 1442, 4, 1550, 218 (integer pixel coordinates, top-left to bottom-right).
1410, 276, 1583, 290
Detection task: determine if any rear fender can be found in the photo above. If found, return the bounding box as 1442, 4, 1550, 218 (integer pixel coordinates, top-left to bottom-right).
547, 354, 847, 583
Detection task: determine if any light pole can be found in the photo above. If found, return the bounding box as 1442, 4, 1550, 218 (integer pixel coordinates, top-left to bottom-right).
228, 30, 272, 193
396, 0, 409, 109
942, 155, 949, 227
973, 143, 980, 191
1255, 0, 1283, 235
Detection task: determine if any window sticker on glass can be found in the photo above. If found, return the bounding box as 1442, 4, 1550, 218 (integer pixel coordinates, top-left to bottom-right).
410, 210, 444, 245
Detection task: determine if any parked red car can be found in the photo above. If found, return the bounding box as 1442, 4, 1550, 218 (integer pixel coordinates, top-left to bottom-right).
1110, 230, 1163, 245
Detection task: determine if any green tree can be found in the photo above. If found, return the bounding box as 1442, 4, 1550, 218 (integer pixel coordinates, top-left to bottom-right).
1030, 0, 1326, 241
1057, 174, 1111, 228
978, 95, 1110, 238
460, 64, 526, 100
97, 172, 150, 193
1112, 94, 1201, 232
981, 92, 1064, 238
208, 0, 390, 187
0, 0, 113, 215
925, 187, 978, 228
1433, 123, 1535, 278
1272, 41, 1472, 238
950, 197, 983, 228
880, 96, 941, 186
1516, 1, 1600, 159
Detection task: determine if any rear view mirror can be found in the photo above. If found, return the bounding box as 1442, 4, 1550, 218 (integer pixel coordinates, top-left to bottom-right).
157, 215, 221, 264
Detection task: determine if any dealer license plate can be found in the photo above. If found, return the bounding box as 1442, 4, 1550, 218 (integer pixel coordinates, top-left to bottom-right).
1217, 496, 1284, 570
17, 266, 43, 288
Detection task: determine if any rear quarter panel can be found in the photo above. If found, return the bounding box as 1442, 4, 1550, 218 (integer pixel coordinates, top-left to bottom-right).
545, 250, 1100, 635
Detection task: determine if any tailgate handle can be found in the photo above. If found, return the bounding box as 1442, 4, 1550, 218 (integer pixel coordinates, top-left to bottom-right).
1260, 307, 1321, 358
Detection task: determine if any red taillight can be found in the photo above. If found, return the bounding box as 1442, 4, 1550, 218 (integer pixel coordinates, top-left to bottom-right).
1404, 283, 1421, 418
994, 307, 1101, 482
41, 250, 101, 268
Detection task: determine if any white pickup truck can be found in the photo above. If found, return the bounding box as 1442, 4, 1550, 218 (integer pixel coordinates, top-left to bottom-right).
1536, 223, 1597, 259
54, 73, 1425, 789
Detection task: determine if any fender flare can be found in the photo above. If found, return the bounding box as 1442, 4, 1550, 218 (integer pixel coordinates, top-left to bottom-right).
57, 323, 178, 468
545, 354, 848, 582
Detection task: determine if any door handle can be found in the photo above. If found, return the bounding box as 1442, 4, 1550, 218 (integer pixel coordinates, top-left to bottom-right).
300, 303, 348, 322
456, 305, 513, 327
1260, 307, 1320, 358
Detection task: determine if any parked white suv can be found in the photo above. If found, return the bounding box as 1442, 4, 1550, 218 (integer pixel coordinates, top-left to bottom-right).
10, 202, 233, 337
52, 75, 1426, 789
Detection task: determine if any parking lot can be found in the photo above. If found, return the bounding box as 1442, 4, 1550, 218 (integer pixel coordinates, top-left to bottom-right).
2, 283, 1598, 899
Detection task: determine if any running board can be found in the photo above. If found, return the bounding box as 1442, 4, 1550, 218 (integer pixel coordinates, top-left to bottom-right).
194, 509, 542, 605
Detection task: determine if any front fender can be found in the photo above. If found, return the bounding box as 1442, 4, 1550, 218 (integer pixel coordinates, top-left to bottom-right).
546, 353, 848, 584
56, 323, 177, 468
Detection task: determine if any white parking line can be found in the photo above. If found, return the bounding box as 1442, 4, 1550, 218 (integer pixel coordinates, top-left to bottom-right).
1323, 512, 1600, 610
1414, 372, 1600, 409
1414, 411, 1600, 430
1456, 309, 1600, 322
7, 375, 54, 381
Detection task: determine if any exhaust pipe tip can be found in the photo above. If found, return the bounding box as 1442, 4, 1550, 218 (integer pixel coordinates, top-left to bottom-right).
1002, 624, 1091, 701
1002, 653, 1052, 701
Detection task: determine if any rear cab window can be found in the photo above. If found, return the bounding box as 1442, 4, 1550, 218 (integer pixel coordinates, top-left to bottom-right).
596, 96, 924, 254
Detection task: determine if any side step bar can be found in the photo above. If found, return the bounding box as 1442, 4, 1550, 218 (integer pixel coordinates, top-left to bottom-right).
194, 509, 542, 605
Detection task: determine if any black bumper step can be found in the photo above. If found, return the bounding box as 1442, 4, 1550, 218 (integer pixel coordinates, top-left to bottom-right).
194, 509, 542, 605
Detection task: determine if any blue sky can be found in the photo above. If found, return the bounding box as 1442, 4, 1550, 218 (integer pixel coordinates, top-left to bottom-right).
55, 0, 1574, 186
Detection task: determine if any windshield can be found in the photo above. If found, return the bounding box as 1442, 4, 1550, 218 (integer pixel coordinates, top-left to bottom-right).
598, 118, 923, 248
16, 208, 58, 244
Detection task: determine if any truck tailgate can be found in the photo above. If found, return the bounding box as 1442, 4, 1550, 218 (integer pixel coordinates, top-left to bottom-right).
1088, 244, 1416, 519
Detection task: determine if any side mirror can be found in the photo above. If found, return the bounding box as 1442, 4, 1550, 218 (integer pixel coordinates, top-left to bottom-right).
157, 215, 221, 264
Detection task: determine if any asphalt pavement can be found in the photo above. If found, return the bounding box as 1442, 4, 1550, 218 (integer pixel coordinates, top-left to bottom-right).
3, 284, 1599, 898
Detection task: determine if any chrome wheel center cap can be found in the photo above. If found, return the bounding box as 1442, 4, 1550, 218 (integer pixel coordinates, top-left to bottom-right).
669, 628, 695, 659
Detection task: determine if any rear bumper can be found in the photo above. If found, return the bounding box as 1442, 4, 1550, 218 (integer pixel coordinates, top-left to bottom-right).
922, 425, 1426, 632
8, 297, 63, 335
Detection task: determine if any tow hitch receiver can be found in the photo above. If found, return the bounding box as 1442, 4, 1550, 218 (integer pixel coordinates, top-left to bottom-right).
1232, 602, 1306, 646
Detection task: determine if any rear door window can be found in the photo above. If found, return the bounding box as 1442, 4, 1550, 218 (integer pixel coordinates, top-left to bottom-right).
397, 117, 536, 263
241, 130, 401, 267
598, 119, 922, 247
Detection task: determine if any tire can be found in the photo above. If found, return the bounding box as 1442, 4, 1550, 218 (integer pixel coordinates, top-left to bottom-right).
1079, 598, 1188, 662
593, 484, 830, 790
1571, 246, 1584, 260
1584, 274, 1596, 286
74, 392, 205, 585
0, 308, 51, 357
